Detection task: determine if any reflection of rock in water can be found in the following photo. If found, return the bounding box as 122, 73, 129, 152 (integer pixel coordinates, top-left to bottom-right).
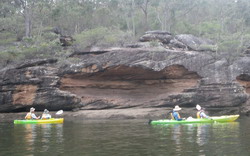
55, 124, 64, 144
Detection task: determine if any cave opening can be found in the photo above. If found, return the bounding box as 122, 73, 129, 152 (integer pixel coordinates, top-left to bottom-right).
60, 65, 201, 109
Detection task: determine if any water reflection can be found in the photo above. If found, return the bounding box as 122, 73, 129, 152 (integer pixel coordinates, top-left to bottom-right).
170, 125, 182, 153
0, 119, 248, 156
23, 124, 37, 151
14, 124, 64, 154
196, 124, 211, 146
151, 122, 240, 155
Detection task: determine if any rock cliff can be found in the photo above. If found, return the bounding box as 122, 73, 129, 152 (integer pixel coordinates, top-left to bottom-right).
0, 31, 250, 116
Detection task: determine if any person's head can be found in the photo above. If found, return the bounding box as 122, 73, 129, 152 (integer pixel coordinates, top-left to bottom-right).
30, 107, 35, 112
173, 105, 182, 111
196, 104, 201, 111
44, 109, 49, 114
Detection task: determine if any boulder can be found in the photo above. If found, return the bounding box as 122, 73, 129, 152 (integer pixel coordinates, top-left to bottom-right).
60, 35, 75, 46
175, 34, 217, 52
139, 31, 173, 44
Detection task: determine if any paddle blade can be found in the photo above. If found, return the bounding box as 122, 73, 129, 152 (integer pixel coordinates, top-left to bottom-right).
56, 110, 63, 115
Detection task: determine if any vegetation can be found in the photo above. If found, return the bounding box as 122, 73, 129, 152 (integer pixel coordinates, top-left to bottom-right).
1, 0, 250, 67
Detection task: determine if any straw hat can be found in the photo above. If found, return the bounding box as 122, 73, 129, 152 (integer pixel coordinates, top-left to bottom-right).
173, 105, 182, 111
196, 104, 201, 111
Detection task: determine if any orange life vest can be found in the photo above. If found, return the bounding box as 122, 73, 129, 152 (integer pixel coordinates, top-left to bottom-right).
25, 112, 32, 120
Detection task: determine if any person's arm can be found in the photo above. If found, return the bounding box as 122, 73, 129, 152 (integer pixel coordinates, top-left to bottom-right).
31, 113, 40, 119
200, 112, 209, 118
25, 113, 29, 119
41, 114, 45, 119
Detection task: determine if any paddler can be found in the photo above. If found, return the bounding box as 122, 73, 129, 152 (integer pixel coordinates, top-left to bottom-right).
25, 107, 40, 120
196, 104, 209, 119
170, 105, 185, 121
41, 109, 52, 119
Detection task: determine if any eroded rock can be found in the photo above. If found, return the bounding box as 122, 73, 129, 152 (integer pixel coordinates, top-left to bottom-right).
0, 33, 250, 116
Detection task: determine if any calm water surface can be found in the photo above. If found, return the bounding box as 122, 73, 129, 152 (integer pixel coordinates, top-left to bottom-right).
0, 118, 250, 156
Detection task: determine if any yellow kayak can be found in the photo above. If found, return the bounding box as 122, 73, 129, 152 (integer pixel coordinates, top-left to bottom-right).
14, 118, 64, 124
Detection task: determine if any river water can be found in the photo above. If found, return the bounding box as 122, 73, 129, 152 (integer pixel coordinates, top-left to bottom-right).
0, 118, 250, 156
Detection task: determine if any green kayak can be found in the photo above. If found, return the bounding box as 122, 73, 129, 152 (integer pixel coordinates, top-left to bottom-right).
149, 115, 239, 125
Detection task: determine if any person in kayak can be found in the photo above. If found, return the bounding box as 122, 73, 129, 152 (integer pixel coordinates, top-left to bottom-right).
170, 105, 185, 121
25, 107, 40, 119
196, 104, 209, 118
41, 109, 52, 119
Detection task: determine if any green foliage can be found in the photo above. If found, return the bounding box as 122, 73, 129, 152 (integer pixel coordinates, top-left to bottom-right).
198, 21, 221, 35
74, 27, 132, 49
218, 40, 241, 53
1, 0, 250, 67
0, 32, 16, 45
149, 40, 161, 47
199, 44, 218, 52
0, 30, 62, 67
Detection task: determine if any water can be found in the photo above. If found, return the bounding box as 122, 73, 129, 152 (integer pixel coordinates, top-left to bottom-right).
0, 118, 250, 156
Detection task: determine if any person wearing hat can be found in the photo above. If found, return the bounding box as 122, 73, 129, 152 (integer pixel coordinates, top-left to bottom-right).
196, 104, 209, 119
41, 109, 52, 119
170, 105, 185, 121
25, 107, 40, 119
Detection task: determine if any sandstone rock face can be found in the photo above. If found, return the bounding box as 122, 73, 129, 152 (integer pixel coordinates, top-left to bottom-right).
0, 59, 81, 112
0, 32, 250, 116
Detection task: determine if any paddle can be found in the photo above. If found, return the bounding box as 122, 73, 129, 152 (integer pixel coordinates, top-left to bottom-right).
56, 110, 63, 115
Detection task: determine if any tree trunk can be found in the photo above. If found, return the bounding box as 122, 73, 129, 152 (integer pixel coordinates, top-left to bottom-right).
23, 3, 32, 37
132, 0, 136, 36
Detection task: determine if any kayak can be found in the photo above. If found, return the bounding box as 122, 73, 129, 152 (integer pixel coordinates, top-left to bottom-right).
14, 118, 64, 124
149, 115, 239, 125
210, 115, 240, 122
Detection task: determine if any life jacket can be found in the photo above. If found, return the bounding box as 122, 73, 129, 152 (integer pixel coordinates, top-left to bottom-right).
41, 114, 51, 119
25, 112, 32, 120
197, 110, 203, 118
170, 111, 181, 120
170, 113, 174, 120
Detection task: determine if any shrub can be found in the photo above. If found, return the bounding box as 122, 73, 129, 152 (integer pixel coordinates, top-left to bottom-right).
74, 27, 133, 50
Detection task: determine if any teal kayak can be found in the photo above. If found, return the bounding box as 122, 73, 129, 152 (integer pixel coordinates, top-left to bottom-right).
149, 115, 239, 125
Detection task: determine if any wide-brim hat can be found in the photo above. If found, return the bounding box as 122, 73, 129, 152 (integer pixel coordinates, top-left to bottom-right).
30, 107, 35, 111
196, 104, 201, 111
173, 105, 182, 111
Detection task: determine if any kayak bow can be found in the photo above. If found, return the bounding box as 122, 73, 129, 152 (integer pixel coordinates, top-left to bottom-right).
210, 115, 239, 122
